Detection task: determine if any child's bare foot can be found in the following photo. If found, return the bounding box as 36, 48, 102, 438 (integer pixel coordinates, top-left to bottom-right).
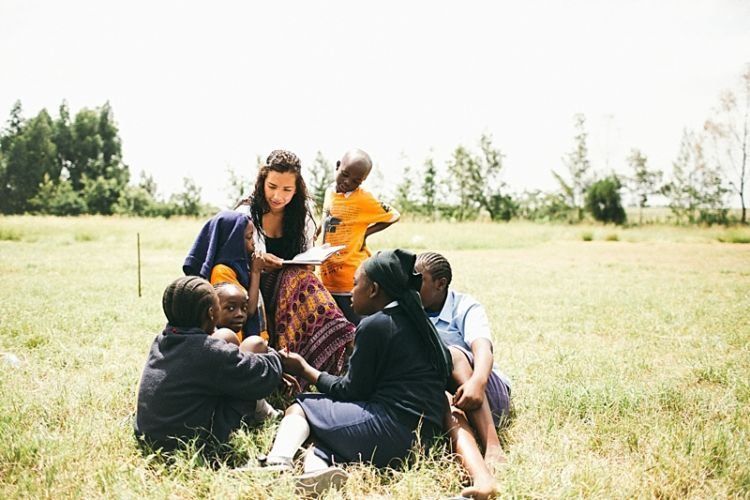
461, 474, 498, 499
484, 445, 507, 473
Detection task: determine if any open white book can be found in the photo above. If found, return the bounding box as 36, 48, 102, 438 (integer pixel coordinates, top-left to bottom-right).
282, 243, 346, 265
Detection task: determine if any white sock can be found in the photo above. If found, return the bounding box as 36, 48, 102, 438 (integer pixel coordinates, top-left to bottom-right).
303, 446, 330, 473
254, 399, 278, 421
268, 414, 310, 460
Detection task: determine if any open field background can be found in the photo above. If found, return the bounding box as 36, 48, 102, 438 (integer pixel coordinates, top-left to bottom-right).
1, 216, 749, 498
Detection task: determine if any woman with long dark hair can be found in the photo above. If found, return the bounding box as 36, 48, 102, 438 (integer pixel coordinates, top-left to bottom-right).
186, 150, 354, 387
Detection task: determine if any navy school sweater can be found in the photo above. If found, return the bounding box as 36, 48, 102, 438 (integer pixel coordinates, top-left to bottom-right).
134, 325, 282, 450
317, 304, 448, 430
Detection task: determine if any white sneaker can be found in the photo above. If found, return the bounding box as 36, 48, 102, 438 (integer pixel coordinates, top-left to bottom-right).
294, 466, 348, 496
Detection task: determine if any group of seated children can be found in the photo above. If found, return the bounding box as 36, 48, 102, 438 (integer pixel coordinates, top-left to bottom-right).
134, 149, 511, 499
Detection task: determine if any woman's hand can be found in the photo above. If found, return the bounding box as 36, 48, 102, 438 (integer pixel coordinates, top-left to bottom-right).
258, 252, 284, 271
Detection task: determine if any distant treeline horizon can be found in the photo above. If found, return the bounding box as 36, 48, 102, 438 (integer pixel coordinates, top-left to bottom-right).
1, 64, 747, 225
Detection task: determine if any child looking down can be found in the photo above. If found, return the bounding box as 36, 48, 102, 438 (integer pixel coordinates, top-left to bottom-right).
319, 149, 400, 325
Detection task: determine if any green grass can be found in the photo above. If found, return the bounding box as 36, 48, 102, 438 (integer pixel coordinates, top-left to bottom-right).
1, 215, 749, 498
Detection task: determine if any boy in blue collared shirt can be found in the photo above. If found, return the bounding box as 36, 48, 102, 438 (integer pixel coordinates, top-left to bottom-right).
416, 252, 512, 500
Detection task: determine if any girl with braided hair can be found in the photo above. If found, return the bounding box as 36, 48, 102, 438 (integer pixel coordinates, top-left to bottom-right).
134, 276, 284, 453
256, 249, 451, 496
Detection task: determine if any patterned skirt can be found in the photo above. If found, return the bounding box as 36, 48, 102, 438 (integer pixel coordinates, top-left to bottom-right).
260, 267, 355, 387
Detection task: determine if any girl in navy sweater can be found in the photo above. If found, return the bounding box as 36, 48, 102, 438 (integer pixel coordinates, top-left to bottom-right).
259, 249, 452, 495
134, 276, 284, 452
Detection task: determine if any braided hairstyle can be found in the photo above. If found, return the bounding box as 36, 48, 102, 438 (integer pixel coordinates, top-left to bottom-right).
162, 276, 217, 328
250, 149, 313, 259
415, 252, 453, 287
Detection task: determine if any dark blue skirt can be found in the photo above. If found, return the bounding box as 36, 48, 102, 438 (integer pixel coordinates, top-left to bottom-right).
296, 393, 441, 468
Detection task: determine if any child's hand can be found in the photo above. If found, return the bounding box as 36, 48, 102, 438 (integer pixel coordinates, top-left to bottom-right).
280, 373, 301, 394
279, 349, 308, 376
453, 377, 487, 411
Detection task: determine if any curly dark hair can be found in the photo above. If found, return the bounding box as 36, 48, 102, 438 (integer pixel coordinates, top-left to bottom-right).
250, 150, 313, 259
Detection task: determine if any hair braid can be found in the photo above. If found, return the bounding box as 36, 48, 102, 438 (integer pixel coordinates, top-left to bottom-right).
416, 252, 452, 287
162, 276, 217, 328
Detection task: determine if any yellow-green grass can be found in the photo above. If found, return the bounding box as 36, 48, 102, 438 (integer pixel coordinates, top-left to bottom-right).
1, 216, 749, 498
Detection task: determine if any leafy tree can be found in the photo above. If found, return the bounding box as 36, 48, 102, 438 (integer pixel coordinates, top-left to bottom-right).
306, 151, 334, 213
446, 145, 477, 221
472, 134, 511, 221
30, 174, 87, 215
66, 105, 129, 199
445, 134, 511, 221
225, 165, 253, 209
170, 177, 204, 216
420, 156, 438, 218
704, 63, 750, 224
626, 149, 662, 224
0, 108, 58, 213
554, 113, 592, 221
138, 171, 159, 198
517, 189, 571, 222
394, 162, 418, 215
585, 176, 627, 224
53, 101, 74, 180
82, 175, 122, 215
663, 130, 728, 224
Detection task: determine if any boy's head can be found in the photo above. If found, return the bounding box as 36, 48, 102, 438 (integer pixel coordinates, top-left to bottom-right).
335, 149, 372, 193
162, 276, 219, 333
213, 282, 249, 332
415, 252, 452, 312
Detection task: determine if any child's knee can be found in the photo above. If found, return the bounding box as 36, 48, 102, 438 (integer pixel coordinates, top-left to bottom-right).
240, 335, 268, 354
285, 403, 305, 418
449, 346, 471, 372
213, 328, 240, 346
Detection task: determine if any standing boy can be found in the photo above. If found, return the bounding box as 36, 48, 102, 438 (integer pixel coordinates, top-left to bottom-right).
320, 149, 400, 324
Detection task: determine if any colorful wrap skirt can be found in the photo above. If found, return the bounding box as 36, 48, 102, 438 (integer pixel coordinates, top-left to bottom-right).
261, 267, 355, 387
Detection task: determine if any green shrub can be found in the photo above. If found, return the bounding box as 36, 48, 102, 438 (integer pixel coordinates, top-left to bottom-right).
582, 231, 594, 241
605, 233, 619, 241
585, 176, 627, 225
718, 231, 750, 244
0, 228, 22, 241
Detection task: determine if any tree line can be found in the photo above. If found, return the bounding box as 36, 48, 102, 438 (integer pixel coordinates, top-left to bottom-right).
1, 64, 747, 224
0, 101, 210, 217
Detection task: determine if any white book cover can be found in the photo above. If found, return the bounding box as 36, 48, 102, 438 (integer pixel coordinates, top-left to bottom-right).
282, 243, 346, 265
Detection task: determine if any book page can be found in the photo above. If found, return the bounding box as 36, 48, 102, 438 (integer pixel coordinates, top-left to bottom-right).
282, 244, 346, 265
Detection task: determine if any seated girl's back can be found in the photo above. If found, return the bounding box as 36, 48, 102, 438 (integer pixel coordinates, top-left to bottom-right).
134, 276, 283, 451
319, 303, 446, 431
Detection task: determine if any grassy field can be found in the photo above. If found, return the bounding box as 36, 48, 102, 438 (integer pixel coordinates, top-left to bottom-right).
1, 216, 749, 499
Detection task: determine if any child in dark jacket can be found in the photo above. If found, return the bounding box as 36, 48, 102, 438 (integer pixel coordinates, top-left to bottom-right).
134, 276, 283, 452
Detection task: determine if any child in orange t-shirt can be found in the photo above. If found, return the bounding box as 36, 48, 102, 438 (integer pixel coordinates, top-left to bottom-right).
319, 149, 400, 324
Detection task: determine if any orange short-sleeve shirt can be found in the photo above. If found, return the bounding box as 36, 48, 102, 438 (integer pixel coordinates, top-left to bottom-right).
320, 187, 399, 293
